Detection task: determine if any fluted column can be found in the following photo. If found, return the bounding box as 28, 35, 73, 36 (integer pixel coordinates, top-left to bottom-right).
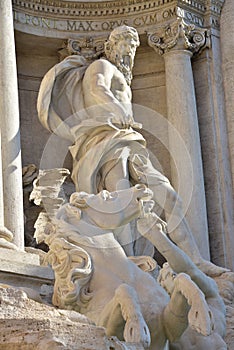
0, 0, 24, 249
148, 19, 210, 259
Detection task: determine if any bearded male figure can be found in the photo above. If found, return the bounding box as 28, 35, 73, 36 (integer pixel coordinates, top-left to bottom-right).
37, 26, 227, 276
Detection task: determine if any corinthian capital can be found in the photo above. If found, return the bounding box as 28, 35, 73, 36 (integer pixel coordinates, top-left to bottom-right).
147, 18, 209, 56
58, 37, 106, 61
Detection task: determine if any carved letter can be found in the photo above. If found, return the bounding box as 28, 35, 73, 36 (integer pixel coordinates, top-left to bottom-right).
67, 21, 77, 31
86, 21, 95, 31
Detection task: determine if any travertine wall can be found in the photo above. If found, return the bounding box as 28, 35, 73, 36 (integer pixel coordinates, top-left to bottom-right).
132, 40, 171, 180
16, 34, 60, 168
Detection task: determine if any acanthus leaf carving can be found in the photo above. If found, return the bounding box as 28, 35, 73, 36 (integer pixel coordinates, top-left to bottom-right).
58, 37, 106, 61
147, 17, 209, 56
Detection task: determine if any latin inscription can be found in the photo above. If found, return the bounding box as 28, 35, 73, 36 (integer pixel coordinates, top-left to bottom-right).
13, 7, 204, 33
14, 11, 58, 29
67, 20, 96, 31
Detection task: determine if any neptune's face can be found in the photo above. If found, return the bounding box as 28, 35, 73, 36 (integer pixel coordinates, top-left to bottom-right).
115, 38, 137, 71
106, 35, 139, 85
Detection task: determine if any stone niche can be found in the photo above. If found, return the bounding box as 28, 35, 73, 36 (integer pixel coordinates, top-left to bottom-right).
11, 2, 173, 349
16, 32, 168, 176
13, 0, 203, 175
14, 0, 234, 270
15, 1, 171, 250
0, 0, 233, 349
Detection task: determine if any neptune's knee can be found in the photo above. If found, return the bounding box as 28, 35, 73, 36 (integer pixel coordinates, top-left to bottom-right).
165, 187, 183, 215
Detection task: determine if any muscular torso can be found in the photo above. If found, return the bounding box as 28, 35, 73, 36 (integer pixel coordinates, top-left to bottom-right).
82, 58, 133, 120
109, 67, 132, 103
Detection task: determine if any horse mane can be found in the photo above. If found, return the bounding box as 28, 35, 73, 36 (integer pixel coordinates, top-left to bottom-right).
45, 204, 94, 312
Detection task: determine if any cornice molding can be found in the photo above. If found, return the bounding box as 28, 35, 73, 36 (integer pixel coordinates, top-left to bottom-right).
210, 0, 225, 15
205, 0, 225, 29
178, 0, 206, 13
12, 0, 225, 39
13, 0, 180, 38
13, 0, 176, 18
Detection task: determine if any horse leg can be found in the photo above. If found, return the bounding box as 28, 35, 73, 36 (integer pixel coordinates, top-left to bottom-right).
98, 283, 151, 348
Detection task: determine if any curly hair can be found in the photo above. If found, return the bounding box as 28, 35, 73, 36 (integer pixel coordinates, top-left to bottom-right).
104, 25, 140, 57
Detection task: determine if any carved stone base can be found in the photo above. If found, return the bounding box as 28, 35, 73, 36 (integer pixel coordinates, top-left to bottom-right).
0, 248, 54, 304
0, 286, 144, 350
214, 272, 234, 350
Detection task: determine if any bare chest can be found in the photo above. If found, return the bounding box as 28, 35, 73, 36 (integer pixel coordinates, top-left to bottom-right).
110, 70, 132, 103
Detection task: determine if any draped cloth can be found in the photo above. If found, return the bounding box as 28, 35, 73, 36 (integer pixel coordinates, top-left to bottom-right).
37, 55, 169, 257
37, 55, 89, 141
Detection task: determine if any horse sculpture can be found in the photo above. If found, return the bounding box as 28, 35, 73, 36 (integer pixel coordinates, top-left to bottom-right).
42, 184, 214, 349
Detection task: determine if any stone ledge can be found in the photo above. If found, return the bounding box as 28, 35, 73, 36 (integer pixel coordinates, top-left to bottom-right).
0, 247, 40, 265
0, 249, 54, 303
0, 258, 54, 281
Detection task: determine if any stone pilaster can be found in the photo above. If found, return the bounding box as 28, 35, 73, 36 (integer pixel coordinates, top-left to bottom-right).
0, 134, 4, 226
221, 1, 234, 190
218, 0, 234, 269
0, 0, 24, 249
148, 19, 210, 259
